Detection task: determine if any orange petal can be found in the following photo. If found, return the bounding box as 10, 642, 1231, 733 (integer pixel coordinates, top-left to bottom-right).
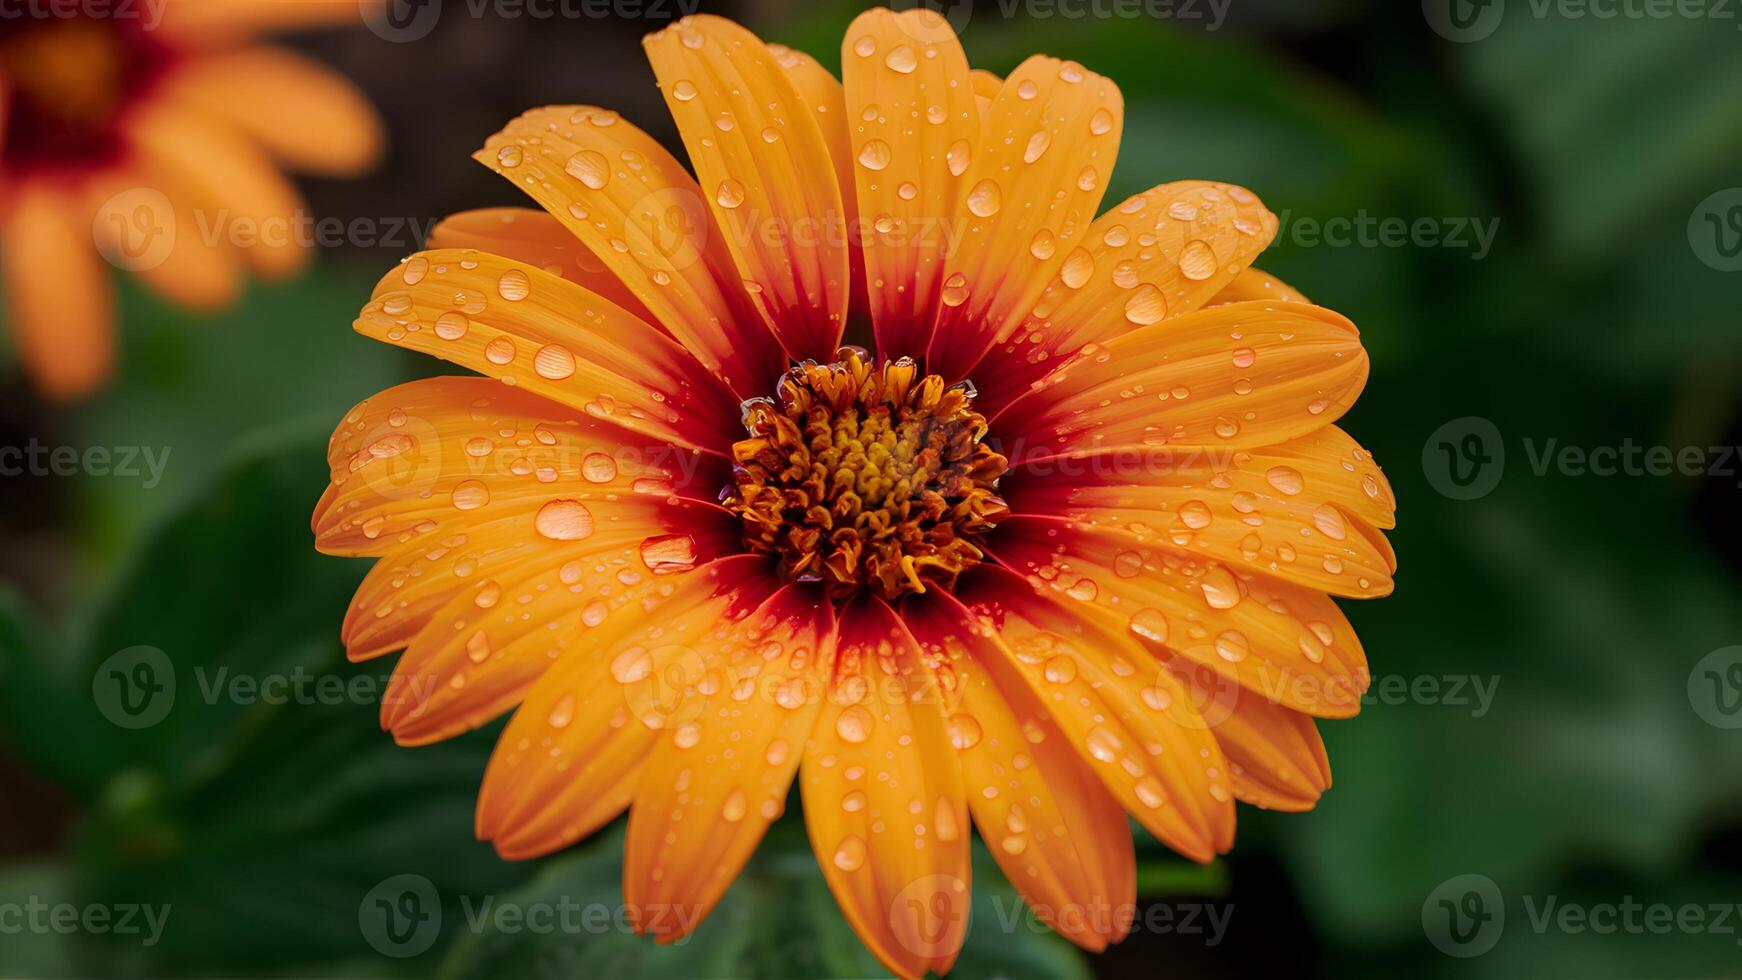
994, 300, 1369, 461
1208, 266, 1309, 306
87, 171, 240, 311
952, 567, 1234, 861
382, 519, 738, 747
976, 180, 1278, 415
970, 69, 1003, 103
428, 208, 654, 323
157, 0, 372, 40
355, 248, 741, 453
645, 15, 849, 362
624, 586, 834, 940
1165, 656, 1331, 812
473, 105, 779, 398
475, 555, 778, 859
765, 43, 870, 330
313, 375, 735, 562
1002, 427, 1397, 598
161, 47, 382, 176
989, 516, 1371, 719
926, 56, 1122, 381
123, 98, 307, 279
2, 184, 112, 400
801, 598, 970, 980
902, 591, 1137, 953
840, 7, 977, 359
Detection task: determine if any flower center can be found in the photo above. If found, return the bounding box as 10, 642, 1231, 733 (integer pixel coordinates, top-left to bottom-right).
723, 348, 1008, 601
0, 19, 160, 172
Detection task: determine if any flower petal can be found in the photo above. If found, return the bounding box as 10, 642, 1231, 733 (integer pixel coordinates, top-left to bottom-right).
975, 180, 1279, 416
87, 169, 240, 311
312, 376, 732, 562
841, 7, 977, 359
1166, 656, 1331, 812
2, 185, 113, 400
475, 555, 777, 859
355, 248, 742, 453
474, 105, 779, 398
927, 56, 1122, 381
765, 43, 870, 329
157, 0, 371, 39
994, 301, 1368, 461
161, 47, 382, 176
1002, 427, 1397, 597
624, 585, 834, 940
645, 15, 850, 362
953, 567, 1235, 861
989, 516, 1371, 719
801, 597, 970, 980
123, 98, 307, 278
902, 591, 1137, 953
426, 207, 654, 323
1208, 266, 1309, 306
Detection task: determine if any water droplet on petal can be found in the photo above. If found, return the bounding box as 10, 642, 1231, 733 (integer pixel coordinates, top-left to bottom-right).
535, 499, 594, 540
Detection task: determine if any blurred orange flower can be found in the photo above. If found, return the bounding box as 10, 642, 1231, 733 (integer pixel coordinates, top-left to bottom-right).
0, 0, 381, 399
314, 10, 1396, 976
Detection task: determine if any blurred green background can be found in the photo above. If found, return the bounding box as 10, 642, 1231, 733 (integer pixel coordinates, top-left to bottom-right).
3, 1, 1741, 977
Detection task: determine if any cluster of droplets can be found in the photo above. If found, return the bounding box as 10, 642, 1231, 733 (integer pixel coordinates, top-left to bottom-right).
979, 182, 1277, 416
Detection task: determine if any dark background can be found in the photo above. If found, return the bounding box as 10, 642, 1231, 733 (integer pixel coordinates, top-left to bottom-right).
3, 0, 1741, 976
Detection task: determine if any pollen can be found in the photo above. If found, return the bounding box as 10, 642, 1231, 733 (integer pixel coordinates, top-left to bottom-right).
723, 348, 1009, 600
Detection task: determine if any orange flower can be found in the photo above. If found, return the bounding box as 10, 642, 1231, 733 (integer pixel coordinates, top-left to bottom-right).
314, 11, 1396, 976
0, 0, 381, 400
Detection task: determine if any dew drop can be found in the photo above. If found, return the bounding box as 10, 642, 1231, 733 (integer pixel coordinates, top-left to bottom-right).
857, 139, 892, 171
534, 499, 594, 540
966, 179, 1001, 218
452, 479, 490, 510
565, 150, 610, 190
534, 344, 576, 380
